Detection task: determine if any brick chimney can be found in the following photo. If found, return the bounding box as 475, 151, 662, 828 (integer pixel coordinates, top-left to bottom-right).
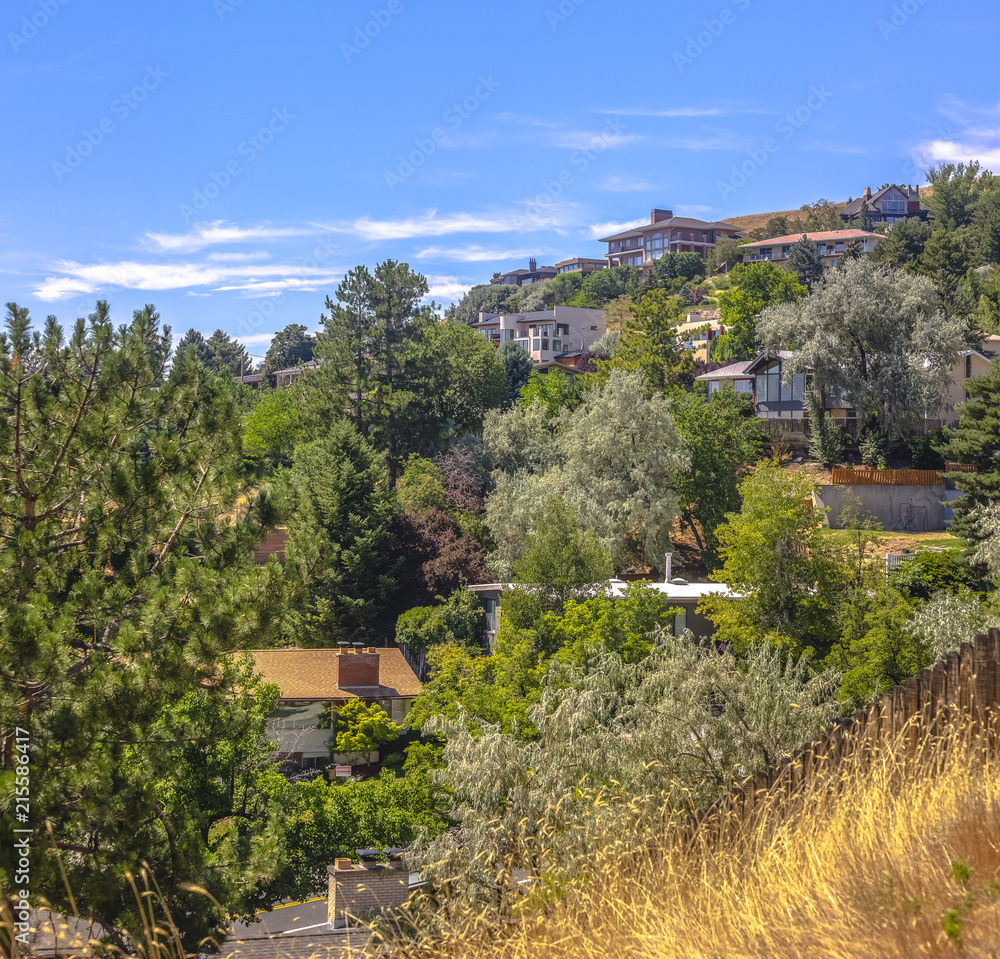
528, 257, 537, 273
907, 184, 921, 212
650, 208, 673, 224
327, 858, 408, 929
863, 187, 872, 200
336, 649, 380, 688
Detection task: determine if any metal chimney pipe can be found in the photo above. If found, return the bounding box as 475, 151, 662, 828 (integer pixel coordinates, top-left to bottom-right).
664, 552, 673, 584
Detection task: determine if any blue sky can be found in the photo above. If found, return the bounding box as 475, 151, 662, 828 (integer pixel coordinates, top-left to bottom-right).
2, 0, 998, 358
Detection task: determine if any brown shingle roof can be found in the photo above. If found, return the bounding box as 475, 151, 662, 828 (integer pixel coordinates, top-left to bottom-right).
739, 229, 881, 248
250, 647, 421, 701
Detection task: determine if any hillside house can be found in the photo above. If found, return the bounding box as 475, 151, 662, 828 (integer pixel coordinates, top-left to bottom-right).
740, 229, 883, 268
840, 184, 931, 226
599, 208, 743, 268
250, 647, 421, 770
696, 352, 805, 418
473, 304, 607, 365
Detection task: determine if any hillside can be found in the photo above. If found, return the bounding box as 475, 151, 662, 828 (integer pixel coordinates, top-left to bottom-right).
722, 204, 847, 233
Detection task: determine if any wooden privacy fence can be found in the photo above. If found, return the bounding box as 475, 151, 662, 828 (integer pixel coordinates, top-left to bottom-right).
677, 629, 1000, 849
831, 467, 944, 486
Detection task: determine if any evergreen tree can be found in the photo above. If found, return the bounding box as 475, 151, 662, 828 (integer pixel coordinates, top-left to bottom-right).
205, 328, 253, 376
0, 301, 288, 944
261, 323, 316, 387
806, 389, 845, 468
175, 327, 213, 366
943, 363, 1000, 541
498, 341, 533, 403
785, 236, 824, 289
283, 421, 402, 644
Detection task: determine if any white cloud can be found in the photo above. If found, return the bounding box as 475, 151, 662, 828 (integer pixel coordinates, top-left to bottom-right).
208, 250, 272, 262
598, 176, 654, 192
914, 138, 1000, 169
327, 207, 572, 242
236, 333, 282, 347
415, 245, 538, 263
184, 291, 212, 297
599, 104, 766, 118
426, 276, 471, 300
547, 130, 639, 150
34, 260, 345, 302
588, 218, 646, 238
144, 222, 317, 253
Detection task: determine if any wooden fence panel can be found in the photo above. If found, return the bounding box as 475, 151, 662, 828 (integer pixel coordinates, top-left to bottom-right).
678, 632, 1000, 846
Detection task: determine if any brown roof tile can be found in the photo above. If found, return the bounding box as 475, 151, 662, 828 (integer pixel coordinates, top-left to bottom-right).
250, 647, 422, 701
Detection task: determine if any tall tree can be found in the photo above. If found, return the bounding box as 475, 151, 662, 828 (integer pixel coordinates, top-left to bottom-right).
283, 421, 402, 645
925, 161, 986, 228
498, 340, 533, 404
758, 258, 965, 439
312, 260, 434, 476
713, 261, 807, 361
0, 301, 287, 944
702, 463, 845, 659
205, 328, 253, 377
261, 323, 316, 387
671, 386, 767, 568
942, 363, 1000, 542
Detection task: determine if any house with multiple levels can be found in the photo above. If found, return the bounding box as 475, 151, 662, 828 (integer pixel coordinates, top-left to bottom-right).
472, 304, 607, 366
840, 184, 931, 226
491, 257, 559, 286
696, 352, 805, 418
739, 229, 883, 268
599, 208, 743, 269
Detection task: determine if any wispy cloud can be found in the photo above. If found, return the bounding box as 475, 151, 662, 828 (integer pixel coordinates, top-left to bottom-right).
598, 176, 655, 192
34, 260, 344, 301
588, 218, 646, 238
326, 207, 575, 242
598, 104, 766, 118
144, 222, 317, 253
547, 130, 639, 150
415, 245, 538, 262
207, 250, 272, 262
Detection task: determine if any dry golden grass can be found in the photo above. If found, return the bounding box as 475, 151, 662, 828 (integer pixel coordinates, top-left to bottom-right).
387, 720, 1000, 959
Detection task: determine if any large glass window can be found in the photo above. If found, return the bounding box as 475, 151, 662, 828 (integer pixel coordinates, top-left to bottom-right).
553, 339, 562, 353
541, 339, 549, 351
532, 338, 540, 351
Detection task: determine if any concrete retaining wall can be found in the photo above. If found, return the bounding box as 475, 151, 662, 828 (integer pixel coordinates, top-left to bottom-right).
816, 484, 961, 532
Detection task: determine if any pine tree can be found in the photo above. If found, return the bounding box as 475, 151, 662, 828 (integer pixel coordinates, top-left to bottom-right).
0, 301, 288, 944
785, 236, 824, 289
283, 421, 403, 644
943, 363, 1000, 541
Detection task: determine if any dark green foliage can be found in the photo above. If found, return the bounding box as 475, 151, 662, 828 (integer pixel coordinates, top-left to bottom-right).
806, 390, 845, 468
243, 386, 303, 469
830, 584, 930, 708
890, 550, 986, 602
859, 425, 888, 469
869, 218, 934, 270
672, 386, 767, 568
713, 262, 807, 360
283, 421, 402, 645
499, 340, 533, 403
649, 251, 705, 284
174, 327, 253, 377
909, 427, 949, 470
785, 237, 824, 289
261, 323, 316, 387
925, 162, 985, 229
445, 282, 520, 325
0, 301, 288, 944
942, 363, 1000, 540
569, 265, 640, 307
518, 369, 580, 416
395, 588, 485, 653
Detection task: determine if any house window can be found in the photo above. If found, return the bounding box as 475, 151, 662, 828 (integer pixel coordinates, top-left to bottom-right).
882, 200, 905, 214
541, 339, 549, 351
542, 324, 552, 336
557, 323, 569, 335
532, 338, 540, 351
553, 339, 562, 352
781, 245, 790, 258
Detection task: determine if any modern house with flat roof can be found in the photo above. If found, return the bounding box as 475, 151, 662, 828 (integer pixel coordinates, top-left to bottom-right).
554, 256, 607, 277
473, 304, 607, 365
840, 184, 931, 226
740, 229, 883, 268
599, 208, 743, 269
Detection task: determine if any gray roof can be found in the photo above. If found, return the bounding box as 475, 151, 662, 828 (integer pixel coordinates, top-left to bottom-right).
841, 184, 929, 218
